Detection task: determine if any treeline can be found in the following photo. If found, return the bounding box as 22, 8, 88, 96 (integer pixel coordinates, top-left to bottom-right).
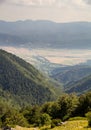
1, 92, 91, 128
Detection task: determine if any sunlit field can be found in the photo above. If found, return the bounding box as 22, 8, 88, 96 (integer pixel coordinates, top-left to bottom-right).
51, 120, 90, 130
15, 120, 91, 130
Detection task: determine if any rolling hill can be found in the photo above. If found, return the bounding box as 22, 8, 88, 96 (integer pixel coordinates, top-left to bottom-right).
52, 65, 91, 87
51, 65, 91, 94
51, 65, 91, 85
0, 49, 62, 106
65, 75, 91, 94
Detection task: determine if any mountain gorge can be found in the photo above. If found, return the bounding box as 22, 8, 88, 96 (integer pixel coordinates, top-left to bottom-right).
1, 49, 91, 103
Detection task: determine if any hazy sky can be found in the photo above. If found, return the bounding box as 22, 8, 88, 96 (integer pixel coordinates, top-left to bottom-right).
0, 0, 91, 22
1, 46, 91, 65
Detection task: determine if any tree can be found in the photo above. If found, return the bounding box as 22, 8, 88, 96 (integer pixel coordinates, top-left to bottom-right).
58, 94, 79, 120
74, 94, 89, 117
22, 105, 41, 126
41, 102, 60, 119
40, 113, 51, 126
1, 109, 27, 127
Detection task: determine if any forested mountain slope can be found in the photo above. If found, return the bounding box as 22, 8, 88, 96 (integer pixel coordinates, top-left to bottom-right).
0, 49, 62, 106
52, 65, 91, 85
65, 75, 91, 94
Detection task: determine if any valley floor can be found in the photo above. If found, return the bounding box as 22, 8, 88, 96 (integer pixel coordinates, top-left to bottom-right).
15, 120, 91, 130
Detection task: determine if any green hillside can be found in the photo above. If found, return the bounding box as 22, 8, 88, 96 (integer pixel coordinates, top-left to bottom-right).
52, 65, 91, 86
65, 75, 91, 94
51, 65, 91, 94
0, 49, 62, 106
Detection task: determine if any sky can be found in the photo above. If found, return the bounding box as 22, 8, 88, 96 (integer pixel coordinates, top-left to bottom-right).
0, 0, 91, 22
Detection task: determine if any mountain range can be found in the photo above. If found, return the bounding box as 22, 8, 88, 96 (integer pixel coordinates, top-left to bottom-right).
0, 20, 91, 49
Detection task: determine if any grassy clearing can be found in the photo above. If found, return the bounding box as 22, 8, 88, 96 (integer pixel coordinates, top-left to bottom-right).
51, 120, 90, 130
15, 120, 91, 130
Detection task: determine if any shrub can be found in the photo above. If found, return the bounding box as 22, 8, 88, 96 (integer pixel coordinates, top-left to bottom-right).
85, 112, 91, 127
51, 122, 56, 128
51, 119, 62, 128
40, 113, 51, 126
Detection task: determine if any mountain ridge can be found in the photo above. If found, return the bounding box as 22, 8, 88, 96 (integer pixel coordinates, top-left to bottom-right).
0, 20, 91, 49
65, 75, 91, 94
